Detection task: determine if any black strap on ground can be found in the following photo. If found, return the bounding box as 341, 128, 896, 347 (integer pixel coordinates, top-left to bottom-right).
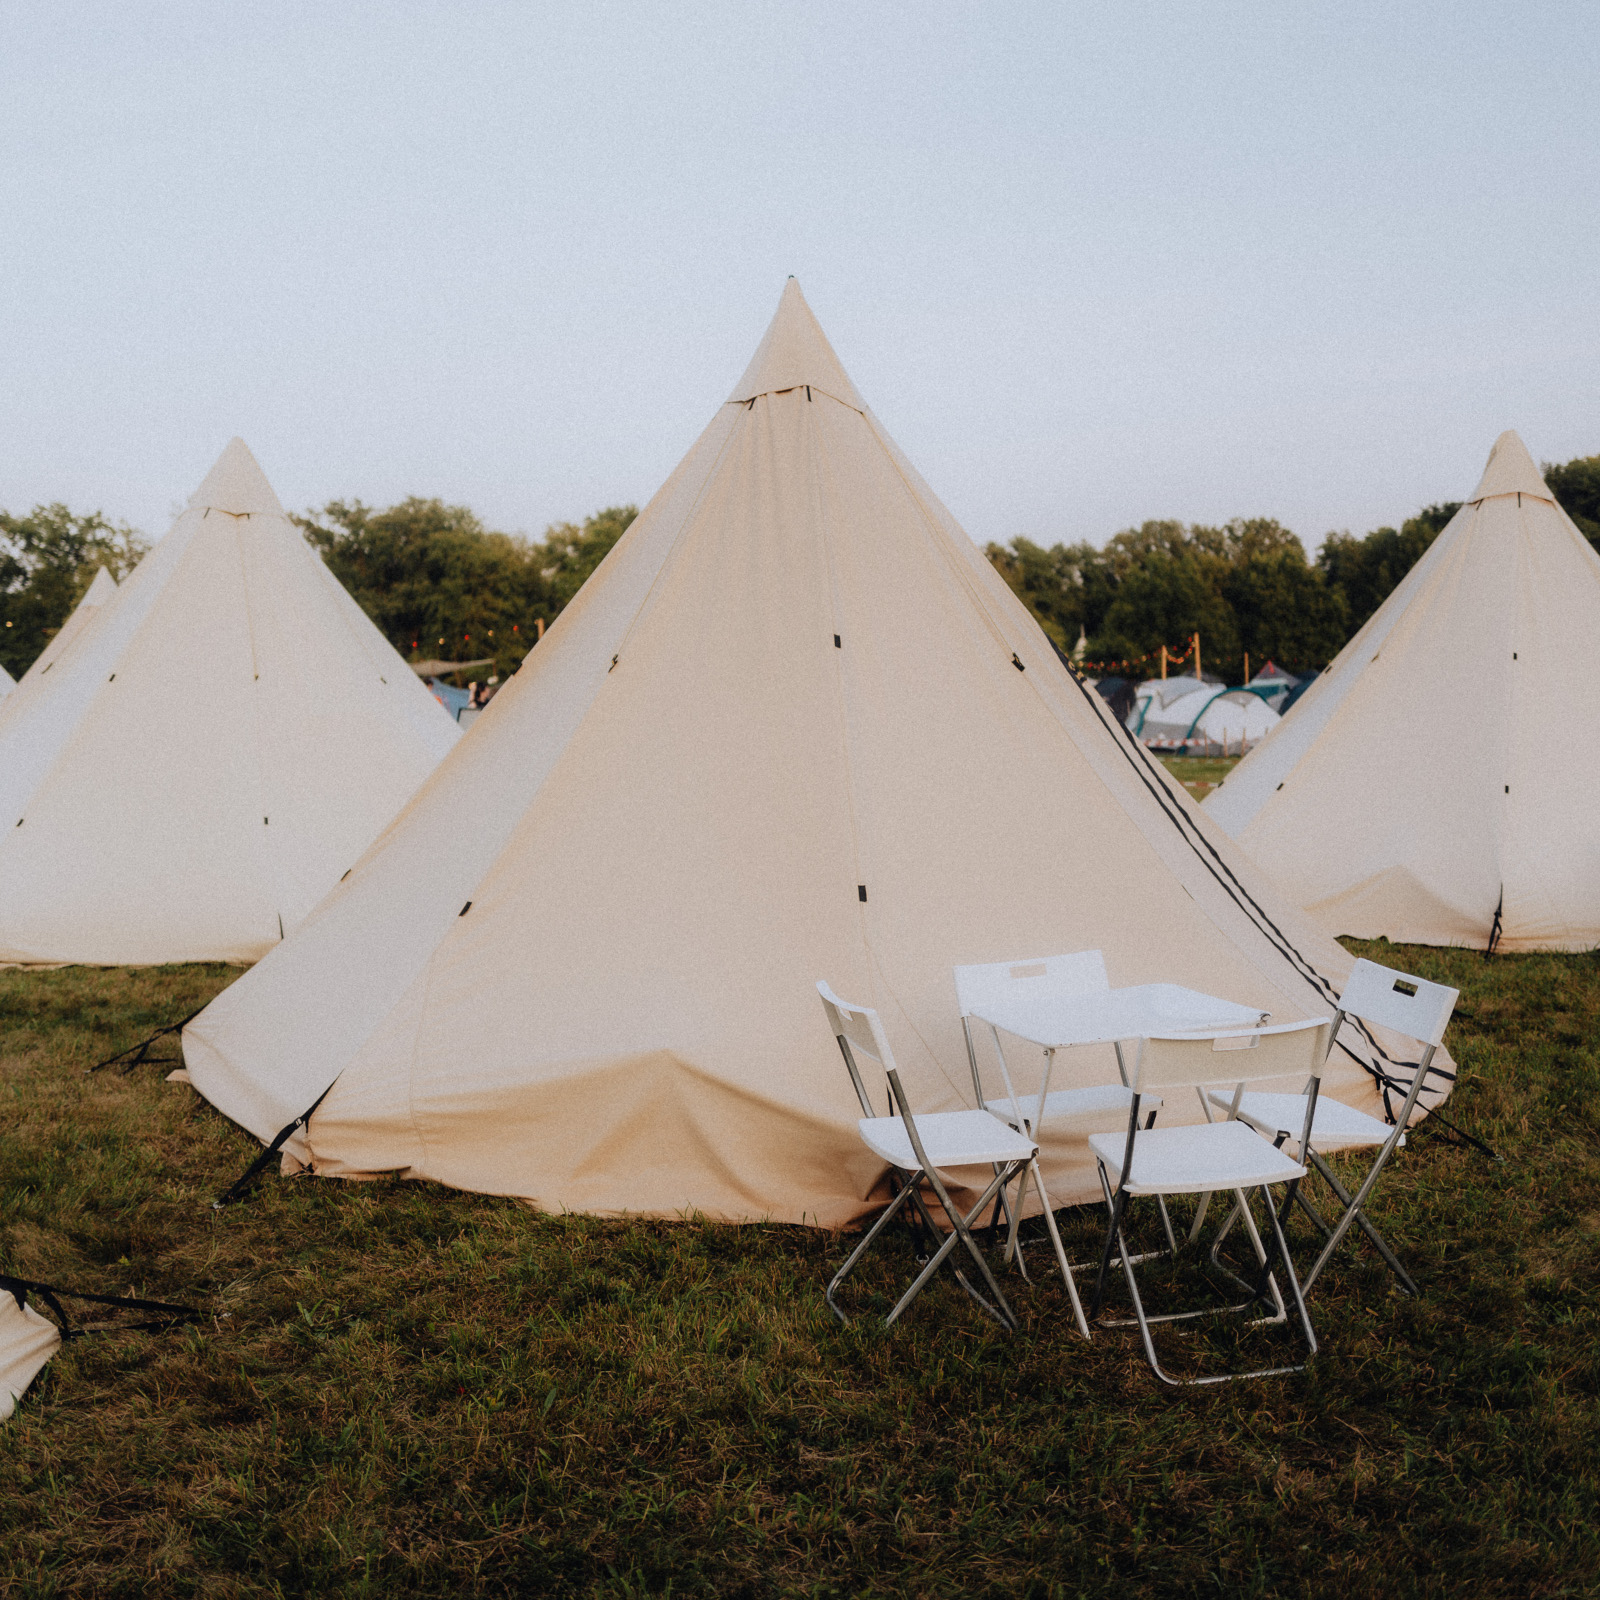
1404, 1104, 1504, 1162
0, 1274, 197, 1340
90, 1004, 210, 1074
213, 1079, 339, 1209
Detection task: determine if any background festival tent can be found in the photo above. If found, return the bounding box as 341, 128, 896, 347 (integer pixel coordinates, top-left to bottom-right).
183, 282, 1446, 1226
0, 439, 460, 965
1129, 678, 1280, 751
1246, 661, 1301, 713
0, 567, 117, 731
21, 567, 117, 687
1206, 431, 1600, 952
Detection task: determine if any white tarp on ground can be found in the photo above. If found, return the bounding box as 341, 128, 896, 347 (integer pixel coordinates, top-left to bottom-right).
184, 282, 1447, 1227
0, 440, 460, 965
1207, 431, 1600, 951
0, 1296, 60, 1422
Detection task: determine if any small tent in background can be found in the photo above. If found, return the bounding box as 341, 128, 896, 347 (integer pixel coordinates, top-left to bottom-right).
1246, 660, 1300, 712
184, 281, 1436, 1225
1090, 674, 1138, 726
1128, 674, 1209, 743
0, 439, 460, 965
1129, 677, 1280, 752
1207, 431, 1600, 951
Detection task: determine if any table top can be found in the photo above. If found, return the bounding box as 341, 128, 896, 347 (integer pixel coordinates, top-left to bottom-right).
969, 982, 1268, 1050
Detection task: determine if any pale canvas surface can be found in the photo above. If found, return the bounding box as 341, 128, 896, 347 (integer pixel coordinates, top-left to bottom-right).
0, 440, 460, 965
1207, 432, 1600, 951
0, 1297, 61, 1422
185, 284, 1447, 1226
3, 566, 118, 702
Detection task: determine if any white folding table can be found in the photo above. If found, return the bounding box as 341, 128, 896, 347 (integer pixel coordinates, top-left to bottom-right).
967, 983, 1268, 1337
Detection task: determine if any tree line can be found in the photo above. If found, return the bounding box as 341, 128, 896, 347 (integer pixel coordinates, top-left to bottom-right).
989, 449, 1600, 682
3, 447, 1597, 686
0, 497, 636, 683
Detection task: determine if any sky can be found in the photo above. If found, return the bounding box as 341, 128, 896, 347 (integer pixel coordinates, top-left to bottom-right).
3, 2, 1597, 554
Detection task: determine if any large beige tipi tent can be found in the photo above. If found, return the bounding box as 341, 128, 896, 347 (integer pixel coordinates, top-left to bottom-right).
1207, 431, 1600, 951
0, 440, 460, 965
185, 284, 1445, 1225
0, 663, 14, 703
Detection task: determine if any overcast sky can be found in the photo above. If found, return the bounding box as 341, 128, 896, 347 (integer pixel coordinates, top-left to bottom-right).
4, 3, 1596, 554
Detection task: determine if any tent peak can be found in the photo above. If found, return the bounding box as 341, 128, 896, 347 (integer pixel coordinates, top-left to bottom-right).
728, 279, 865, 409
187, 437, 285, 517
1468, 429, 1554, 505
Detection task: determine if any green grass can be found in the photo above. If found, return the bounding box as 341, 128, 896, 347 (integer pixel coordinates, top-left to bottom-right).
1, 946, 1597, 1597
1158, 754, 1240, 802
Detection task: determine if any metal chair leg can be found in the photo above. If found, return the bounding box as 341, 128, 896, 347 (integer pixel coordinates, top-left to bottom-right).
826, 1182, 918, 1324
1302, 1150, 1418, 1295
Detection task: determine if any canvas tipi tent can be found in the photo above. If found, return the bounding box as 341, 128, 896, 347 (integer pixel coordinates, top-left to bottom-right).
0, 663, 14, 704
0, 440, 460, 965
184, 284, 1447, 1225
24, 567, 117, 685
1207, 431, 1600, 951
0, 567, 117, 732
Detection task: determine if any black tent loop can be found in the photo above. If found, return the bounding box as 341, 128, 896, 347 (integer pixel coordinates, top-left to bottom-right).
0, 1274, 196, 1340
213, 1078, 340, 1209
90, 1003, 210, 1074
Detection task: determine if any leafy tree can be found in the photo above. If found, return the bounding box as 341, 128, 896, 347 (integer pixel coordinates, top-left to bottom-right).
1099, 544, 1238, 672
1222, 547, 1347, 672
1317, 503, 1458, 636
298, 498, 555, 682
298, 498, 639, 683
0, 504, 148, 678
1544, 454, 1600, 547
984, 536, 1104, 650
539, 506, 638, 612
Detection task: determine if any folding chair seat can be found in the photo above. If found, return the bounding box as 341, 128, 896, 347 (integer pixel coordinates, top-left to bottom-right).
818, 981, 1036, 1331
1203, 958, 1458, 1297
953, 950, 1161, 1339
1102, 1119, 1308, 1196
1088, 1016, 1333, 1386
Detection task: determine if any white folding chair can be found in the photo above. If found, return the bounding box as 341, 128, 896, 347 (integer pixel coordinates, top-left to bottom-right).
1088, 1016, 1333, 1385
818, 981, 1036, 1332
954, 951, 1158, 1340
1204, 958, 1458, 1296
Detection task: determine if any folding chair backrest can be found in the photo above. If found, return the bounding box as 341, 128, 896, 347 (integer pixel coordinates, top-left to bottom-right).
1134, 1017, 1333, 1094
817, 980, 899, 1116
952, 950, 1109, 1019
1337, 959, 1458, 1048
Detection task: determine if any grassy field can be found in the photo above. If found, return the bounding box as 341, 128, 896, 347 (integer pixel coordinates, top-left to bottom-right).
1, 944, 1597, 1598
1158, 754, 1240, 802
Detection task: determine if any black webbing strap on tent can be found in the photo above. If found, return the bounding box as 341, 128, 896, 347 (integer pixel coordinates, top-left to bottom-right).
1486, 888, 1504, 960
1059, 659, 1502, 1155
90, 1004, 210, 1074
1, 1274, 196, 1340
213, 1079, 339, 1209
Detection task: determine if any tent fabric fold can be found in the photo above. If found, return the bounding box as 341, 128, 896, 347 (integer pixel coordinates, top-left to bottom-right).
0, 1296, 61, 1423
1206, 430, 1600, 951
184, 282, 1446, 1226
0, 439, 459, 966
